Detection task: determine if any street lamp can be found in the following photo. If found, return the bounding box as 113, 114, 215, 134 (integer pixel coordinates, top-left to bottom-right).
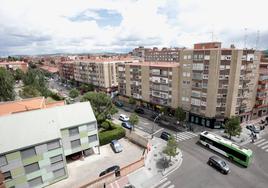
151, 112, 163, 138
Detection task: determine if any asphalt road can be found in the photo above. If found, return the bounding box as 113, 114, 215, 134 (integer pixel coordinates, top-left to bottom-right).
156, 133, 268, 188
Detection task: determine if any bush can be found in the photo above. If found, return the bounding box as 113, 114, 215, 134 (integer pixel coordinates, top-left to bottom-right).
49, 91, 64, 101
99, 123, 125, 145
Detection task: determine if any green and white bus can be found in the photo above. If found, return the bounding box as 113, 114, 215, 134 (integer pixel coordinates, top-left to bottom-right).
199, 131, 253, 167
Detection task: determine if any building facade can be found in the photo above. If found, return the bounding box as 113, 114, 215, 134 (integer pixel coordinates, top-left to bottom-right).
121, 43, 261, 128
0, 102, 98, 188
0, 61, 28, 73
144, 47, 181, 62
58, 61, 74, 81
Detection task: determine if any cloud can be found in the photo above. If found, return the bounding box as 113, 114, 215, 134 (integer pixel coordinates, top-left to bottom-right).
0, 0, 267, 55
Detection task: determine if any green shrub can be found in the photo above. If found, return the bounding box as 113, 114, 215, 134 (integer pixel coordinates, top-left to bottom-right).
101, 121, 110, 130
99, 124, 125, 145
49, 92, 64, 101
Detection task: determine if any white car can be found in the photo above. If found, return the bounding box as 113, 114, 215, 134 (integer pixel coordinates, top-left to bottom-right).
119, 114, 129, 122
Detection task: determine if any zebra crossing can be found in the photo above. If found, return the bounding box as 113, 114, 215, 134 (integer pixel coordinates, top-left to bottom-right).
154, 177, 175, 188
253, 138, 268, 152
173, 131, 198, 142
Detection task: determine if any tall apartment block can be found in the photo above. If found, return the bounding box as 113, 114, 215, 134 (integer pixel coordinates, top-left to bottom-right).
121, 42, 261, 128
0, 102, 99, 188
58, 61, 75, 81
252, 55, 268, 118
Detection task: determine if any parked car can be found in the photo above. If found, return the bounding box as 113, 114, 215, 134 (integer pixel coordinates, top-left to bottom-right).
150, 113, 161, 122
110, 140, 123, 153
121, 122, 133, 130
207, 156, 230, 174
114, 101, 123, 107
134, 108, 145, 114
246, 125, 260, 133
99, 165, 120, 177
160, 131, 171, 141
119, 114, 129, 122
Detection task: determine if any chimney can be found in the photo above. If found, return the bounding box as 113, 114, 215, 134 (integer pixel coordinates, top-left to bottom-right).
230, 44, 235, 49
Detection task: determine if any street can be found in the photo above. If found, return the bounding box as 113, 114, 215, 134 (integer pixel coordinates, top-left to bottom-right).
155, 133, 268, 188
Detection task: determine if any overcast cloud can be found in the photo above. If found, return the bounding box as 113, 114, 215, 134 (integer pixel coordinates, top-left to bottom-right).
0, 0, 267, 55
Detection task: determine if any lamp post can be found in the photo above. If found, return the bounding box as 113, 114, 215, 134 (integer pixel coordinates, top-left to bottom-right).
151, 112, 163, 138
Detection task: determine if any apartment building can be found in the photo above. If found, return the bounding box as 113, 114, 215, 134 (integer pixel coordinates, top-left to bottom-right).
121, 43, 261, 128
58, 61, 75, 81
144, 47, 181, 62
0, 102, 99, 188
118, 62, 180, 109
0, 61, 28, 73
73, 58, 134, 92
252, 55, 268, 118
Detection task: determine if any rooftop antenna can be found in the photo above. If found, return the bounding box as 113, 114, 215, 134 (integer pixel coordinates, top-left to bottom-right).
255, 30, 260, 50
244, 28, 248, 49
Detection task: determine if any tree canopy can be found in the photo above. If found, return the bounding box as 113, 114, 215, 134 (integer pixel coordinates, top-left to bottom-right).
69, 88, 80, 98
79, 83, 94, 94
0, 68, 15, 101
128, 97, 136, 105
20, 85, 41, 99
129, 113, 139, 130
13, 69, 25, 81
225, 116, 242, 139
163, 136, 178, 162
81, 92, 117, 123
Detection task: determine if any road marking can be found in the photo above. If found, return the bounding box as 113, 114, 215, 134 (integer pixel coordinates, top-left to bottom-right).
254, 138, 265, 145
257, 141, 268, 147
261, 145, 268, 149
176, 134, 193, 139
167, 185, 175, 188
159, 178, 168, 184
158, 181, 171, 188
152, 128, 164, 135
185, 132, 198, 136
266, 149, 268, 152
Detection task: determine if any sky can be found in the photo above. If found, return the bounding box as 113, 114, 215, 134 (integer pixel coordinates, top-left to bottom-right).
0, 0, 267, 56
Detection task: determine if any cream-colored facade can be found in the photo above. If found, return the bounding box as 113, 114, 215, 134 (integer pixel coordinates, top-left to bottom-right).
121, 46, 261, 127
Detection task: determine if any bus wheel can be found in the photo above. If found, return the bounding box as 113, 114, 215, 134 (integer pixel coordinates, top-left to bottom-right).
206, 144, 209, 148
229, 156, 233, 161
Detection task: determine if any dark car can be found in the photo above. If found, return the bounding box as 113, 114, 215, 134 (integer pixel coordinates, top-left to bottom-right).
114, 101, 123, 107
160, 131, 171, 141
208, 156, 230, 174
135, 108, 145, 114
150, 113, 161, 122
99, 165, 120, 177
246, 125, 260, 134
121, 122, 133, 130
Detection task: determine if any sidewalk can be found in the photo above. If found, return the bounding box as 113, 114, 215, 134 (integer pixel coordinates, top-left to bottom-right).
127, 137, 183, 188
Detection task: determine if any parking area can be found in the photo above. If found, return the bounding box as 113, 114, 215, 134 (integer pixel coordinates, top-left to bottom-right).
48, 138, 143, 188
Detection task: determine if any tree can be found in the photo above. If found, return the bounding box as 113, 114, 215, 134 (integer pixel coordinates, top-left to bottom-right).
69, 88, 79, 98
129, 113, 139, 130
14, 69, 25, 81
79, 83, 94, 93
23, 69, 49, 97
225, 116, 242, 139
81, 92, 118, 123
0, 68, 15, 101
163, 136, 178, 163
20, 85, 41, 98
175, 107, 186, 125
128, 96, 136, 105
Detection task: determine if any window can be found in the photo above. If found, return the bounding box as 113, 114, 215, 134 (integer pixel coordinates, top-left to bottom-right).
3, 171, 12, 180
53, 168, 66, 179
0, 155, 7, 167
71, 139, 81, 149
50, 155, 63, 164
28, 176, 43, 188
47, 140, 60, 151
87, 123, 96, 131
21, 147, 36, 159
69, 127, 79, 136
24, 162, 40, 174
88, 135, 98, 143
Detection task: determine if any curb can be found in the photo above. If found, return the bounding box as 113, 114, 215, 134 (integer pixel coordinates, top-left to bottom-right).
162, 151, 183, 176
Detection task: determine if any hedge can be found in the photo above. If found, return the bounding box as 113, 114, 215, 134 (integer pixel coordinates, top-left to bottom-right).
99, 123, 125, 145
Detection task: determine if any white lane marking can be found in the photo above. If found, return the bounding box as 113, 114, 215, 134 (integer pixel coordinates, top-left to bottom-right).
158, 181, 171, 188
159, 178, 168, 184
254, 138, 265, 145
167, 185, 175, 188
261, 145, 268, 149
185, 132, 198, 136
266, 149, 268, 152
152, 128, 164, 135
176, 133, 194, 139
257, 141, 268, 147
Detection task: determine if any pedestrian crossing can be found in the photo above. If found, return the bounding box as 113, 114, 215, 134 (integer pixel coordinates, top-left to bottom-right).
253, 138, 268, 152
155, 177, 175, 188
173, 131, 198, 142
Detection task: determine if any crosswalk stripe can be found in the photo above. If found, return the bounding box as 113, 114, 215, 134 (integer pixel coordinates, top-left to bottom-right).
158, 178, 168, 184
261, 145, 268, 149
257, 141, 268, 147
176, 134, 193, 139
158, 181, 171, 188
254, 138, 265, 145
266, 149, 268, 152
185, 132, 198, 136
167, 185, 175, 188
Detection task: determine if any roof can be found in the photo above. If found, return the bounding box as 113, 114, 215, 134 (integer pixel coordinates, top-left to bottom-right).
0, 102, 96, 154
40, 65, 59, 73
129, 61, 180, 68
0, 97, 65, 116
0, 61, 27, 65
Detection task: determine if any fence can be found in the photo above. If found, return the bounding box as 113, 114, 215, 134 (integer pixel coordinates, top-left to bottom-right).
79, 157, 145, 188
